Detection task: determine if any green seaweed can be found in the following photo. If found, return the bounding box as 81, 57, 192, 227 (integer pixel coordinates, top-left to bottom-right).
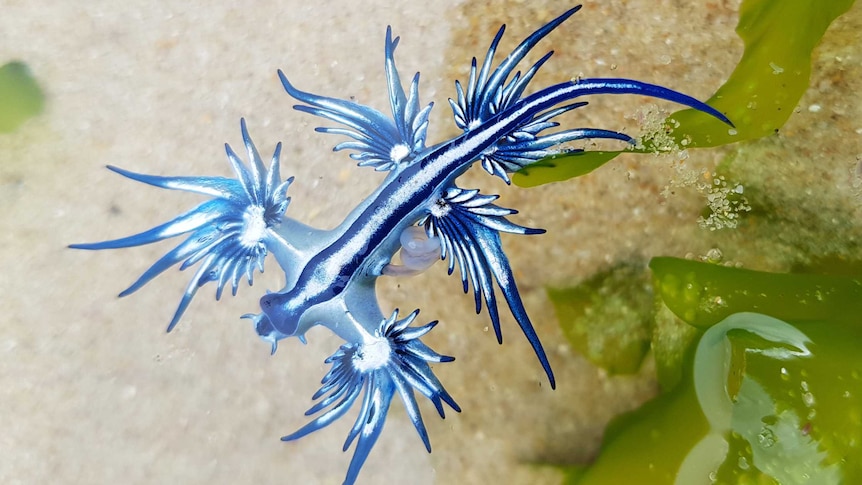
666, 0, 855, 148
650, 257, 862, 328
649, 257, 862, 391
548, 263, 653, 374
537, 2, 860, 480
0, 61, 44, 133
564, 311, 862, 484
513, 0, 855, 187
651, 298, 698, 391
556, 261, 862, 483
513, 150, 619, 188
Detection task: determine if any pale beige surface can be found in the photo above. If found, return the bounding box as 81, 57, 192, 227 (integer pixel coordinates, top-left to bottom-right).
1, 1, 859, 484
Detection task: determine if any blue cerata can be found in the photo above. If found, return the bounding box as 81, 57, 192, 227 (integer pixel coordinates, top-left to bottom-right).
72, 6, 731, 484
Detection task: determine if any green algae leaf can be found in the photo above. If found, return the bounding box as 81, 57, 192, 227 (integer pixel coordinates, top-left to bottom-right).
563, 312, 862, 485
649, 257, 862, 328
666, 0, 855, 148
548, 263, 653, 374
0, 61, 44, 133
514, 0, 855, 187
563, 363, 706, 485
513, 151, 619, 188
649, 256, 862, 390
651, 301, 698, 391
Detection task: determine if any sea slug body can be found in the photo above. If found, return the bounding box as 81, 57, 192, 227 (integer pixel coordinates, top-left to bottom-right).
71, 6, 731, 484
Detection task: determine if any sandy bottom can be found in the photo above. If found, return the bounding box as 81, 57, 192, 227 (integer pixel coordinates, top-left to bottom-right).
1, 1, 859, 484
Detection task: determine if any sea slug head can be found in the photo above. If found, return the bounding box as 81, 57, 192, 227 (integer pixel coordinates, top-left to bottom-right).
259, 291, 303, 338
243, 311, 295, 354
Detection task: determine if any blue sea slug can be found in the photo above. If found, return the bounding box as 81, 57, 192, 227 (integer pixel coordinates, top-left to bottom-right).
71, 6, 731, 484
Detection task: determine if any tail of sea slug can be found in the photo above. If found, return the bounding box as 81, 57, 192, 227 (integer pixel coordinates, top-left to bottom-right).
449, 6, 732, 183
